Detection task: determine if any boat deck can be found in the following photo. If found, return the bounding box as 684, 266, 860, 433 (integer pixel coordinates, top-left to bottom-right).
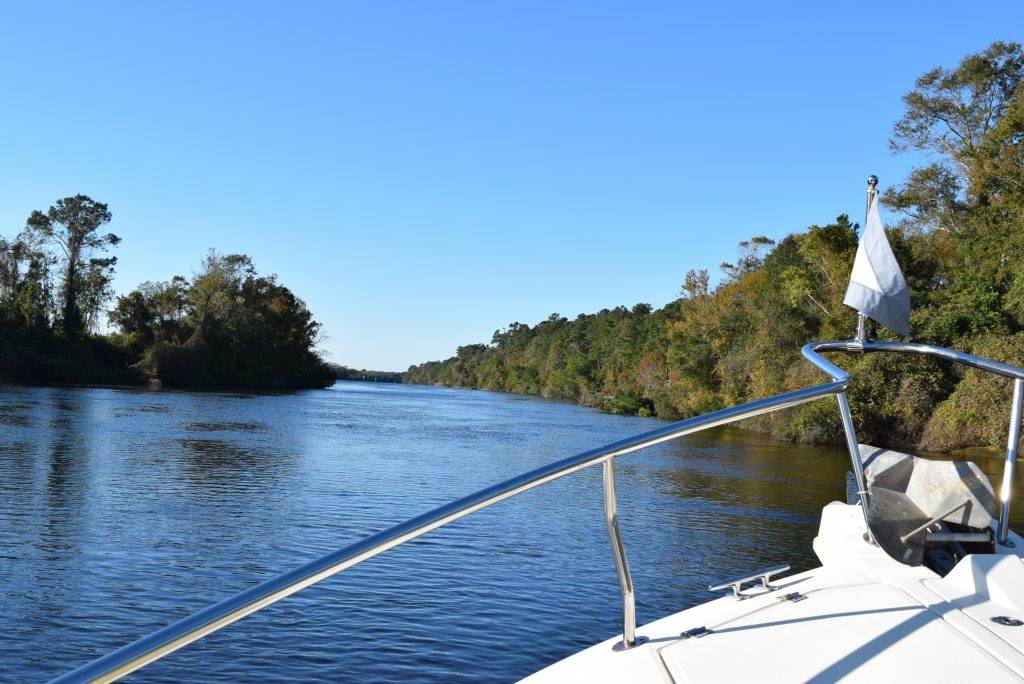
523, 502, 1024, 683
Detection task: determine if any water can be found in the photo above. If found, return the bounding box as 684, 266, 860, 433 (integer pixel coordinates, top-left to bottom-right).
0, 381, 1019, 682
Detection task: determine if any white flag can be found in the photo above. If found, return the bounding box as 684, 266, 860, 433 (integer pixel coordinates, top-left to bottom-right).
843, 195, 910, 336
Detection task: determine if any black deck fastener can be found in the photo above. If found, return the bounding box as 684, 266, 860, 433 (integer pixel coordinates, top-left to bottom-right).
681, 626, 713, 639
991, 616, 1024, 627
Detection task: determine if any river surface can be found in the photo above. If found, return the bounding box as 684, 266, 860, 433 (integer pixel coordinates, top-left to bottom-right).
1, 381, 1022, 682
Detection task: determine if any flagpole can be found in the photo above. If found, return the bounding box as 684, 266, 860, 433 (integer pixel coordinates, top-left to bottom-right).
855, 175, 879, 342
865, 174, 877, 218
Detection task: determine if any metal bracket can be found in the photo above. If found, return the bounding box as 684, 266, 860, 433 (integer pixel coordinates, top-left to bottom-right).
899, 499, 970, 544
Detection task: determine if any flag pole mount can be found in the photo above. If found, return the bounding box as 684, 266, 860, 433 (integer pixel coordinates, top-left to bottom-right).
865, 175, 878, 216
854, 175, 879, 344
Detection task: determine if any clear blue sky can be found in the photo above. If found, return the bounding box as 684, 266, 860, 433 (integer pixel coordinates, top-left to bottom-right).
1, 2, 1021, 371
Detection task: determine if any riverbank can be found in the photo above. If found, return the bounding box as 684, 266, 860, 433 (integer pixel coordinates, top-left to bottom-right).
406, 366, 1024, 459
0, 329, 335, 391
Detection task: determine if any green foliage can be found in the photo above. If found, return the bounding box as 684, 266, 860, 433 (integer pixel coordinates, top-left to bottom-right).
331, 365, 402, 382
920, 334, 1024, 451
0, 324, 137, 385
0, 196, 332, 390
407, 305, 671, 416
109, 251, 334, 389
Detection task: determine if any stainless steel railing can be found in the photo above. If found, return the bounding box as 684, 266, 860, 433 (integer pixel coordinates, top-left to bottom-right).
52, 339, 1024, 682
811, 340, 1024, 545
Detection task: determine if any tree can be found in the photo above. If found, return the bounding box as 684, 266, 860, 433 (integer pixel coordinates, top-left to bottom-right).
79, 256, 117, 332
891, 42, 1023, 165
971, 80, 1024, 223
0, 227, 54, 328
189, 251, 254, 341
681, 268, 709, 300
720, 236, 775, 282
24, 195, 120, 337
886, 42, 1024, 235
113, 252, 333, 388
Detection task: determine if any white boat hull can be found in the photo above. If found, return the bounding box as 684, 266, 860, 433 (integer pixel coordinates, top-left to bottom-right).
524, 502, 1024, 683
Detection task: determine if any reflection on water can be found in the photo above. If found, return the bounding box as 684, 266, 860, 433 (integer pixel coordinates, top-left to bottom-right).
1, 381, 1022, 682
182, 421, 267, 432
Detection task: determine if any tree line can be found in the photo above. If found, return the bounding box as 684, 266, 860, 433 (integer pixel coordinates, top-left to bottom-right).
330, 365, 403, 383
406, 41, 1024, 454
0, 196, 333, 389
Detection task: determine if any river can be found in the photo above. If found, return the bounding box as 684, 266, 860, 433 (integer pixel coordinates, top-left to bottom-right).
1, 380, 1020, 682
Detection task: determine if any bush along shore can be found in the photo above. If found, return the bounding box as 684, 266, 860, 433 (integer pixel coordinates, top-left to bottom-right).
406, 42, 1024, 455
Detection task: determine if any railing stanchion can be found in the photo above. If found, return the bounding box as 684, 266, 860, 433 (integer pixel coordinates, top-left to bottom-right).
603, 459, 645, 650
998, 378, 1024, 545
835, 391, 873, 543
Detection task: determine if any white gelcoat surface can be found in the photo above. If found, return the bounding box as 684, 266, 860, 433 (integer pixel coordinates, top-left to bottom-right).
523, 502, 1024, 683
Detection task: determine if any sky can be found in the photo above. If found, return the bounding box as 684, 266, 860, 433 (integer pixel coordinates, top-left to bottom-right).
1, 2, 1022, 371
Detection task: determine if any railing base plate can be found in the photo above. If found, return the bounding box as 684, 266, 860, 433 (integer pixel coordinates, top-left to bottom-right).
612, 635, 649, 651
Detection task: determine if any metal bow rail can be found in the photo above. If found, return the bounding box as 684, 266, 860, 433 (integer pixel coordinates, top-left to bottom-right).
814, 340, 1024, 545
52, 339, 1024, 683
